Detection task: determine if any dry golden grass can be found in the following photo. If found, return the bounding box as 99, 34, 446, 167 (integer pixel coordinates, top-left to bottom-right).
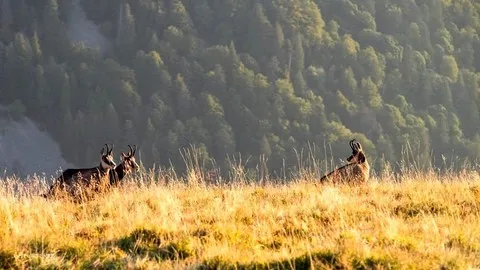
1, 170, 480, 269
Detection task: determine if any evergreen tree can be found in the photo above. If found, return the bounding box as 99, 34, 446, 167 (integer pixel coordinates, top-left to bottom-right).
116, 2, 136, 63
169, 0, 194, 33
31, 30, 42, 64
103, 103, 121, 144
0, 0, 13, 41
174, 73, 194, 121
42, 0, 69, 59
134, 50, 171, 100
0, 0, 479, 174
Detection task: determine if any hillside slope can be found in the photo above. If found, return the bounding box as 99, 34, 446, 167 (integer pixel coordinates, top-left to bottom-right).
0, 0, 479, 176
0, 109, 71, 179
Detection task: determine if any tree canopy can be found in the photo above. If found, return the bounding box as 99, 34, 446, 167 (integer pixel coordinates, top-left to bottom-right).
1, 0, 480, 176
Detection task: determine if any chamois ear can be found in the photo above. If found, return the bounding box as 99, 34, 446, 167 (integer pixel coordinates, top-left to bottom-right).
128, 145, 133, 156
109, 144, 114, 155
101, 143, 110, 155
357, 152, 366, 163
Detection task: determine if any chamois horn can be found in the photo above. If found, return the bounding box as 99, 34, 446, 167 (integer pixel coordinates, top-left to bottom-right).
101, 144, 108, 155
349, 139, 357, 151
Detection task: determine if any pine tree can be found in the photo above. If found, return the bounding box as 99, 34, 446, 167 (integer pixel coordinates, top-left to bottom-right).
174, 73, 194, 121
116, 2, 136, 62
169, 0, 194, 33
42, 0, 69, 59
121, 119, 138, 148
103, 103, 121, 144
440, 55, 459, 82
134, 50, 172, 100
292, 34, 305, 75
0, 0, 13, 41
141, 118, 157, 165
360, 77, 383, 111
31, 30, 43, 64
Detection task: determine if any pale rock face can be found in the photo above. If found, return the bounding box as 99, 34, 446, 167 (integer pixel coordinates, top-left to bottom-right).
0, 116, 72, 180
0, 1, 110, 181
67, 0, 110, 55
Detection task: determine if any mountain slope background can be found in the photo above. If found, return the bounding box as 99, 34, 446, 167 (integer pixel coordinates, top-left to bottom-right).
0, 107, 71, 178
1, 0, 480, 177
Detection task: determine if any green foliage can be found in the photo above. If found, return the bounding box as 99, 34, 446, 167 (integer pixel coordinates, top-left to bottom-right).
116, 2, 136, 61
440, 55, 459, 81
0, 0, 479, 175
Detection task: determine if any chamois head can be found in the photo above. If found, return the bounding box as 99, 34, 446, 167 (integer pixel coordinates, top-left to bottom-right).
346, 139, 366, 164
120, 144, 139, 173
319, 138, 370, 184
100, 144, 117, 170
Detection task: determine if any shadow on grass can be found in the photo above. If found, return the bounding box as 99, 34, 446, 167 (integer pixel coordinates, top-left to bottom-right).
393, 201, 450, 218
116, 228, 193, 261
81, 257, 127, 270
0, 250, 17, 270
198, 251, 401, 270
352, 255, 399, 270
199, 250, 343, 270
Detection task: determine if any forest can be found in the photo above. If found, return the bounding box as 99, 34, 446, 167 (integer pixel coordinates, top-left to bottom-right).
1, 0, 480, 177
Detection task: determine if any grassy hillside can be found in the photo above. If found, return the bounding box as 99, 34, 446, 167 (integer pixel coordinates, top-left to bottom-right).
1, 172, 480, 269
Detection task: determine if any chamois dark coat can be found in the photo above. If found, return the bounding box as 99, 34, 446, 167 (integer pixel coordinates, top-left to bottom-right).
109, 145, 140, 187
43, 144, 117, 200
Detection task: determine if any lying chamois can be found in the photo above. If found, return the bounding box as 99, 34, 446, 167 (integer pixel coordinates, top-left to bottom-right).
43, 144, 117, 200
320, 139, 370, 184
109, 145, 140, 187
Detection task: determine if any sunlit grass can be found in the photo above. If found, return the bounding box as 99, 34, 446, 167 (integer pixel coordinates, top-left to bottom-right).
0, 169, 480, 269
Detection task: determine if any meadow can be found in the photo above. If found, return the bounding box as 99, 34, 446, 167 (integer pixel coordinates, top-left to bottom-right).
1, 168, 480, 269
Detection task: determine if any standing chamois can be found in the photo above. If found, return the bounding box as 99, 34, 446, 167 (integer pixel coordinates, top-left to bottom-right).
109, 145, 140, 187
43, 144, 117, 200
319, 139, 370, 184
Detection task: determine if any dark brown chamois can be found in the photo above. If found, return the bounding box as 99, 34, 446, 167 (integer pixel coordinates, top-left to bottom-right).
43, 144, 117, 199
109, 145, 140, 187
319, 139, 370, 184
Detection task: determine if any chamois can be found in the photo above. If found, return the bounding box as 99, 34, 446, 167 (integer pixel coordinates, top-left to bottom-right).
109, 144, 140, 187
320, 139, 370, 184
43, 144, 117, 199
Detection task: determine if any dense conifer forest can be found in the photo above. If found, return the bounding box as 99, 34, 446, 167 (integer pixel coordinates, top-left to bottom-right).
1, 0, 480, 176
